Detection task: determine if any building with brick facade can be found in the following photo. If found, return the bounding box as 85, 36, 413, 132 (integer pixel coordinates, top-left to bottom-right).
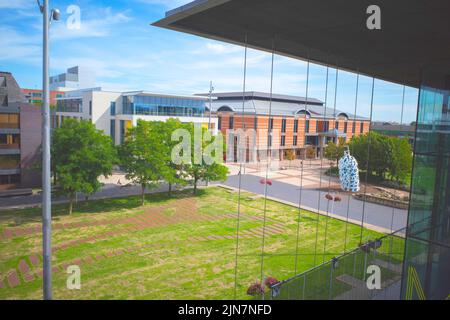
0, 72, 42, 191
201, 91, 370, 161
21, 88, 64, 106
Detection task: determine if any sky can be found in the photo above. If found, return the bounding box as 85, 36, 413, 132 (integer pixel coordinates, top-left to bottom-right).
0, 0, 418, 123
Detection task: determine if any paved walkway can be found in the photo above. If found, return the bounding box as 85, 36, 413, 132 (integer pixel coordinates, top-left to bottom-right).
223, 174, 407, 232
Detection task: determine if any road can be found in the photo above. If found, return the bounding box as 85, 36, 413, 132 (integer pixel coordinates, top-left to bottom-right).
223, 174, 407, 232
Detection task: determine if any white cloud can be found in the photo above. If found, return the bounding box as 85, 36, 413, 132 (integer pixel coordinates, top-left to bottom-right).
0, 0, 31, 9
0, 26, 41, 64
49, 7, 132, 41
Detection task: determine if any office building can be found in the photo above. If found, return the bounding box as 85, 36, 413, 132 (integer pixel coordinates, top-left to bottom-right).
50, 66, 95, 91
55, 88, 217, 145
0, 72, 42, 191
201, 91, 370, 160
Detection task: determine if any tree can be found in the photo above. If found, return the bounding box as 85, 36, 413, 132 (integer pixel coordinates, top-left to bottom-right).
324, 138, 346, 167
388, 137, 412, 182
119, 120, 168, 205
285, 149, 296, 168
52, 119, 117, 214
176, 123, 228, 194
305, 146, 316, 166
158, 119, 188, 197
349, 132, 411, 182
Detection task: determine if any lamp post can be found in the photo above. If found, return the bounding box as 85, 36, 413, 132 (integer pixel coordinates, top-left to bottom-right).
37, 0, 59, 300
208, 81, 214, 132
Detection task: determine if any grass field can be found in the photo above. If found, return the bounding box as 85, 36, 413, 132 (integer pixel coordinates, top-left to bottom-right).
0, 186, 385, 300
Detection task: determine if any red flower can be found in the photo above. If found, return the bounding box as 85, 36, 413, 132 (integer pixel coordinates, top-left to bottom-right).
247, 281, 266, 296
264, 276, 279, 288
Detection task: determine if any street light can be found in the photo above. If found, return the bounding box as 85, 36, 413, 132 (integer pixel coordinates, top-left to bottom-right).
37, 0, 59, 300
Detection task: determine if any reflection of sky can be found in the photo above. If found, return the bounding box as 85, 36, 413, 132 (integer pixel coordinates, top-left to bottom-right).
1, 0, 418, 124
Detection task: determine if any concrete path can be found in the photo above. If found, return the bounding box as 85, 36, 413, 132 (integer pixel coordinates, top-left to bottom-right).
224, 174, 408, 232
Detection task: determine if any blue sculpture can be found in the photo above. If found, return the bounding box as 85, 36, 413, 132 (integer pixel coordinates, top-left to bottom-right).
338, 148, 360, 192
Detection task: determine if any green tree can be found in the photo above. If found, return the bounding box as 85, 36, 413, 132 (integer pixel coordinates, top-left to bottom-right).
119, 120, 168, 205
388, 137, 412, 182
158, 119, 188, 197
349, 132, 412, 182
52, 119, 117, 214
178, 123, 229, 195
324, 138, 346, 167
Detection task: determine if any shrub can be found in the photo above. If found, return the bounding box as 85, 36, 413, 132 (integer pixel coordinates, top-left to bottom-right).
264, 276, 279, 288
247, 281, 266, 296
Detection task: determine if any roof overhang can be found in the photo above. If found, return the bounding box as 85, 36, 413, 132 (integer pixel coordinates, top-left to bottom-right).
153, 0, 450, 88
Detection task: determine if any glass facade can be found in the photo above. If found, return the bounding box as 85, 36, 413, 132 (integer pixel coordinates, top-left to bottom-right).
56, 98, 82, 113
122, 94, 205, 117
401, 64, 450, 300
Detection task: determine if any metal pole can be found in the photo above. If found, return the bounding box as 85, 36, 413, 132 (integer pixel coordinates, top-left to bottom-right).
208, 81, 213, 132
42, 0, 52, 300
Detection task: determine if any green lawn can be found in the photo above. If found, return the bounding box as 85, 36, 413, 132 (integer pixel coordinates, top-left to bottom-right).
0, 187, 384, 300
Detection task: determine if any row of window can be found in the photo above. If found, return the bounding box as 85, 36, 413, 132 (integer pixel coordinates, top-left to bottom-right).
0, 113, 20, 128
218, 116, 365, 134
0, 174, 20, 186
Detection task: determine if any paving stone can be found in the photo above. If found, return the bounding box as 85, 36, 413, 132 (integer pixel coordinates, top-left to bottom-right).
3, 229, 13, 238
18, 259, 31, 274
83, 256, 94, 264
7, 270, 20, 287
29, 255, 40, 267
23, 273, 35, 282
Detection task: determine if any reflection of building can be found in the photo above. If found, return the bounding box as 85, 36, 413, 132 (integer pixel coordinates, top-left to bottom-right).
371, 122, 416, 145
21, 88, 64, 106
50, 66, 95, 91
155, 0, 450, 300
0, 72, 42, 191
55, 88, 217, 145
200, 91, 369, 160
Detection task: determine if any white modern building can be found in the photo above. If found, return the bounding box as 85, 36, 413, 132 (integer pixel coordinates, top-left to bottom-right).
55, 88, 218, 145
50, 66, 96, 91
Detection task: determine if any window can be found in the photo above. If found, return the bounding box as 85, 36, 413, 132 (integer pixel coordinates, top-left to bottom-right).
281, 135, 286, 147
335, 121, 339, 130
1, 95, 8, 107
229, 116, 234, 129
110, 102, 116, 116
294, 119, 298, 133
360, 122, 364, 133
344, 122, 348, 133
120, 120, 125, 144
0, 113, 19, 128
293, 135, 298, 146
110, 120, 116, 144
218, 116, 222, 130
0, 155, 20, 169
269, 118, 274, 130
316, 121, 319, 132
352, 121, 356, 133
268, 134, 272, 147
305, 120, 310, 133
254, 117, 258, 130
324, 121, 329, 132
281, 119, 286, 133
89, 101, 92, 115
0, 174, 20, 185
0, 76, 6, 87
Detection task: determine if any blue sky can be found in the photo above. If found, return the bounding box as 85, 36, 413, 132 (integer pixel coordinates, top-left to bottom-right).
0, 0, 418, 123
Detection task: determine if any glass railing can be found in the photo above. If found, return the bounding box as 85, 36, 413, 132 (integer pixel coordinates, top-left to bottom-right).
265, 227, 407, 300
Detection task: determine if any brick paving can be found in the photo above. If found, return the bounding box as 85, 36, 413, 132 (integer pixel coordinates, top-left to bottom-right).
0, 197, 287, 291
